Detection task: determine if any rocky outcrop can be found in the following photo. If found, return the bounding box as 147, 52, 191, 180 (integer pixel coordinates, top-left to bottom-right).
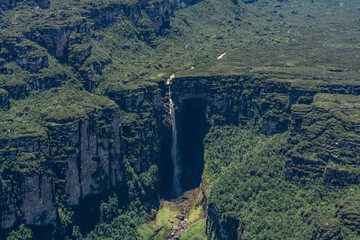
21, 175, 56, 227
169, 76, 291, 134
30, 72, 65, 91
2, 84, 27, 100
0, 133, 51, 233
315, 197, 360, 239
0, 101, 122, 238
22, 0, 202, 62
2, 39, 49, 72
16, 55, 48, 72
286, 94, 360, 185
26, 26, 73, 61
47, 107, 122, 206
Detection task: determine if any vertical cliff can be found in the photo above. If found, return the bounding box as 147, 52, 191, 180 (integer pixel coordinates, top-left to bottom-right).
0, 0, 208, 237
0, 90, 125, 238
1, 0, 360, 239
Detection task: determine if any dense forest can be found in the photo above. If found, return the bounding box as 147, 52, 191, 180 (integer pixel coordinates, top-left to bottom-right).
1, 0, 360, 239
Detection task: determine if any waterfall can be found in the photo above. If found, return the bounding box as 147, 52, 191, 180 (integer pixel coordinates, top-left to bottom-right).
168, 76, 181, 197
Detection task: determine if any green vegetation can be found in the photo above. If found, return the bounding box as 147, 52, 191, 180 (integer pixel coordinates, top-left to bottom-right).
0, 87, 117, 138
1, 0, 360, 134
0, 113, 46, 139
1, 0, 360, 239
6, 224, 33, 240
205, 126, 360, 239
188, 203, 203, 224
204, 128, 264, 182
81, 195, 147, 240
137, 223, 157, 240
154, 201, 180, 239
287, 93, 360, 185
181, 220, 206, 240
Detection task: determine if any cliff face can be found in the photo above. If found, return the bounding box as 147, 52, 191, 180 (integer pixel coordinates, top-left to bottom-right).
1, 73, 360, 238
107, 85, 164, 206
1, 71, 360, 238
0, 73, 286, 236
0, 0, 203, 99
169, 76, 292, 135
179, 77, 360, 240
0, 105, 121, 237
0, 174, 56, 229
0, 133, 53, 235
48, 108, 122, 206
0, 0, 208, 237
287, 94, 360, 185
1, 0, 360, 238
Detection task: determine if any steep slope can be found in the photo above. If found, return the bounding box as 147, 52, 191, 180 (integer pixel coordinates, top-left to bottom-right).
1, 0, 360, 239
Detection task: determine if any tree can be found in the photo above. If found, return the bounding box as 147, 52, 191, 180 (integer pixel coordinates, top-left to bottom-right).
7, 224, 33, 240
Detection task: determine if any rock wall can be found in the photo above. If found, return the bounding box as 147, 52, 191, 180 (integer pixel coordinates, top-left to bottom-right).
0, 106, 122, 238
107, 85, 164, 206
0, 134, 52, 235
286, 93, 360, 185
169, 76, 360, 240
0, 0, 206, 237
1, 71, 360, 238
21, 0, 201, 63
169, 76, 291, 134
47, 108, 122, 207
0, 83, 166, 237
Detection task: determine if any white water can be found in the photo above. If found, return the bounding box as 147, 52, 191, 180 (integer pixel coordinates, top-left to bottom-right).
168, 82, 181, 197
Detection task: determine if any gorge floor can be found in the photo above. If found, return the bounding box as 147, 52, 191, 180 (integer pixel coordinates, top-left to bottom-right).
151, 188, 206, 240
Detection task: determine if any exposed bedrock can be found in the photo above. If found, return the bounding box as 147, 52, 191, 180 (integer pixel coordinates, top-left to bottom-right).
0, 106, 122, 239
20, 0, 202, 63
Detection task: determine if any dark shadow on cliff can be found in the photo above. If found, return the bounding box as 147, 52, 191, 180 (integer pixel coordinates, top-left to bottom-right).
178, 98, 208, 193
77, 195, 102, 234
159, 98, 208, 199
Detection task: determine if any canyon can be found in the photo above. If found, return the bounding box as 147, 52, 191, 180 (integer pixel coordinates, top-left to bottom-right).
1, 0, 360, 239
2, 72, 360, 238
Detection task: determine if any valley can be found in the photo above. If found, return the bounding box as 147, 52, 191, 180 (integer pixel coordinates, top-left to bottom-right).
1, 0, 360, 239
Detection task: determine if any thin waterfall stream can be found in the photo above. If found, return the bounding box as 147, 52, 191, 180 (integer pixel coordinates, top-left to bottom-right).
167, 75, 181, 197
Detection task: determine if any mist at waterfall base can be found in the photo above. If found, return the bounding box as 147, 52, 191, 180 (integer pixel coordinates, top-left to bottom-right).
161, 84, 208, 199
